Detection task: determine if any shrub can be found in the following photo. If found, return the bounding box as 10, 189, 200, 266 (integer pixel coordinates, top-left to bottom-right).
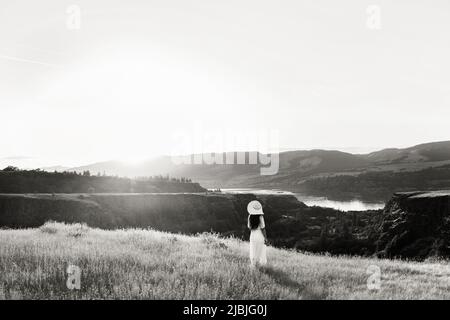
198, 232, 228, 250
39, 221, 59, 234
66, 223, 90, 238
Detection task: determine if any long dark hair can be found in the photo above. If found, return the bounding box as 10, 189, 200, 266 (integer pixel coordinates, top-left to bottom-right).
249, 215, 262, 230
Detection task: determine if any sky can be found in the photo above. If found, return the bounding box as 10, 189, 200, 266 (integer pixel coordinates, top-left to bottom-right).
1, 0, 450, 168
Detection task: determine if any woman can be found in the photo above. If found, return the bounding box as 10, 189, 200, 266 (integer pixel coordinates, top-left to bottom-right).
247, 200, 267, 267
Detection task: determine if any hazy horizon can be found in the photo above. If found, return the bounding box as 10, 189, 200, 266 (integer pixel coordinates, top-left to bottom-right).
2, 1, 450, 168
0, 144, 386, 169
2, 140, 449, 170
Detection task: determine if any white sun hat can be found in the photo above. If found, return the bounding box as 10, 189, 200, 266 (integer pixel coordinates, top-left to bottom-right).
247, 200, 264, 215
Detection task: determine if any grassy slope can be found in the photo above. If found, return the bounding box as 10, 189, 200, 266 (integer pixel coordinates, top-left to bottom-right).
1, 223, 450, 300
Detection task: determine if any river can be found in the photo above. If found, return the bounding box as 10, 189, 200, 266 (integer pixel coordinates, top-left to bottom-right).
221, 188, 385, 211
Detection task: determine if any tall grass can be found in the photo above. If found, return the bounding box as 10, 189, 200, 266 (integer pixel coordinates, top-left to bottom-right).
1, 222, 450, 299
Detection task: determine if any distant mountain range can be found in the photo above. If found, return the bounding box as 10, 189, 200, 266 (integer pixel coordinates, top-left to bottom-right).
42, 141, 450, 201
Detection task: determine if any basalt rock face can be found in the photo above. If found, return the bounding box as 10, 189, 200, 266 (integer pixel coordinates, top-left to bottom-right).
0, 192, 379, 255
0, 193, 305, 235
2, 191, 449, 260
0, 192, 359, 250
374, 191, 450, 259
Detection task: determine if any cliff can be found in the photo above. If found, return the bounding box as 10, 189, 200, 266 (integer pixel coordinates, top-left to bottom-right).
374, 191, 450, 259
1, 192, 356, 252
2, 191, 449, 260
0, 193, 305, 235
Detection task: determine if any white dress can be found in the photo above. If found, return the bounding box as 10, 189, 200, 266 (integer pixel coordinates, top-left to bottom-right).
248, 215, 267, 267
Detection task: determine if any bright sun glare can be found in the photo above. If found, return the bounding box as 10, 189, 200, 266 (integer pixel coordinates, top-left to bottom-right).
38, 47, 238, 164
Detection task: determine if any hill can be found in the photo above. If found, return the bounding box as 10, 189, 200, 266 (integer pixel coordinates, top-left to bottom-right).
51, 141, 450, 201
1, 222, 449, 299
367, 141, 450, 164
66, 150, 371, 186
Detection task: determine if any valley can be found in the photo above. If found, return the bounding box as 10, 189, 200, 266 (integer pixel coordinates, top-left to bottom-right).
54, 141, 450, 202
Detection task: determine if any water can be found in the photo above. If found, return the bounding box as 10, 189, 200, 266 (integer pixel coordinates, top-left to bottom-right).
292, 195, 384, 211
221, 188, 385, 211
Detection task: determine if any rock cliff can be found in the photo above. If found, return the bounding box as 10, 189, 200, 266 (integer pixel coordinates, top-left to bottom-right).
374, 191, 450, 259
2, 191, 449, 260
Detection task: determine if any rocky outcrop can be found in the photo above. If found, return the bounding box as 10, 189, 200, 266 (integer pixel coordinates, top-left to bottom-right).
374, 191, 450, 259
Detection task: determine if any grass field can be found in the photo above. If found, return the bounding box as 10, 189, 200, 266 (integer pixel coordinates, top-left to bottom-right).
1, 222, 450, 300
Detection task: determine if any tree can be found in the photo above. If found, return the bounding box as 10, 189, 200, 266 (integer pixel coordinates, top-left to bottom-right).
342, 221, 351, 240
2, 166, 19, 172
319, 223, 328, 248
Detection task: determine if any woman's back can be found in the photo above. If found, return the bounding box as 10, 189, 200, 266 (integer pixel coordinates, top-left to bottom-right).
248, 215, 265, 231
247, 200, 267, 267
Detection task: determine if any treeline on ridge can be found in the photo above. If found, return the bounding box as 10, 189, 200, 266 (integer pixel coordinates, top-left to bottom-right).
0, 166, 205, 193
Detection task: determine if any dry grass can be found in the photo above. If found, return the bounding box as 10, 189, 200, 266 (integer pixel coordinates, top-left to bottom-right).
1, 222, 450, 300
